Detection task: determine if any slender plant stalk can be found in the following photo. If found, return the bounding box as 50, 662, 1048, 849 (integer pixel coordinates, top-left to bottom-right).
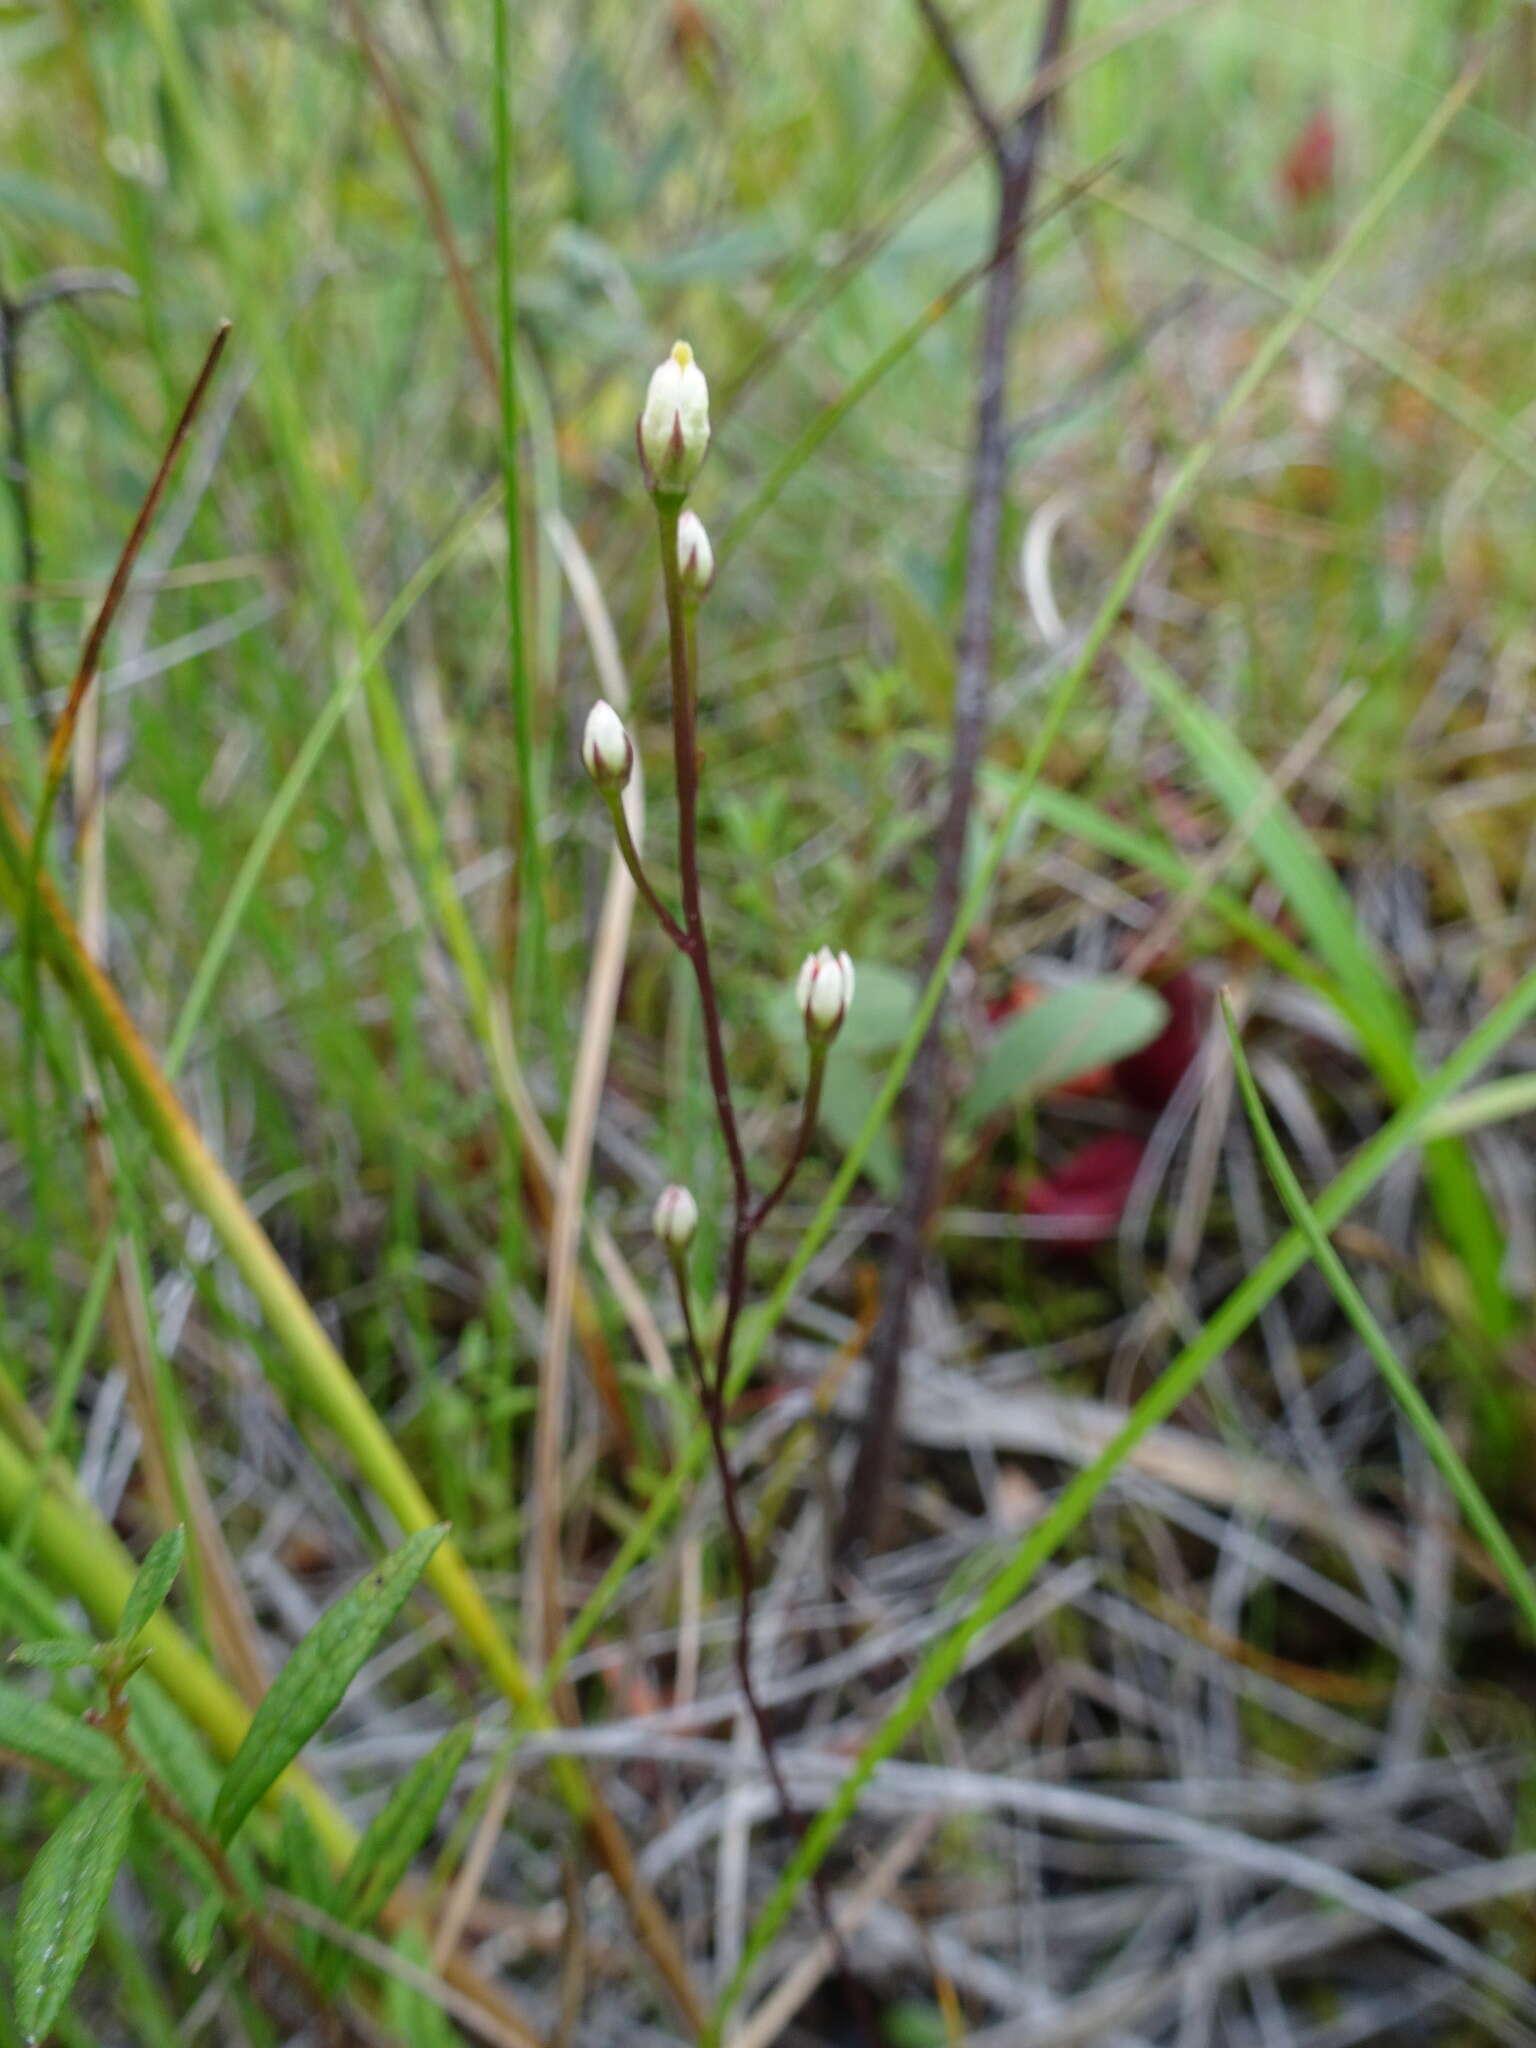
600, 487, 864, 1996
543, 39, 1488, 1840
491, 0, 547, 1015
840, 0, 1075, 1556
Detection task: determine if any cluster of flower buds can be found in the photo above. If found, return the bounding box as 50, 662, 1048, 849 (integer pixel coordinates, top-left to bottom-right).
581, 699, 633, 794
639, 340, 711, 497
653, 1183, 699, 1252
796, 946, 856, 1044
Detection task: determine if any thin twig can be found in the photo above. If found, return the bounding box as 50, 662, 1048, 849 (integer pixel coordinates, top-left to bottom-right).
38, 321, 231, 825
338, 0, 500, 393
838, 0, 1075, 1559
914, 0, 1010, 164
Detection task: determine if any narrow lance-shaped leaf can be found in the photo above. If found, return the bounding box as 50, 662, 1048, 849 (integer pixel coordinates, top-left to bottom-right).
319, 1723, 473, 1992
0, 1680, 122, 1782
9, 1639, 109, 1672
117, 1526, 185, 1646
338, 1722, 471, 1930
15, 1776, 143, 2044
210, 1525, 447, 1844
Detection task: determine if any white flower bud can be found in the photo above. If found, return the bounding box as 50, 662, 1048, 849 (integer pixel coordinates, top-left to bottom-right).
795, 946, 855, 1042
677, 509, 715, 599
653, 1183, 699, 1251
639, 340, 710, 495
582, 699, 632, 792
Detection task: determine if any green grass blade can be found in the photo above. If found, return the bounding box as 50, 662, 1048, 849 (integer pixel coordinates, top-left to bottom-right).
5, 1231, 117, 1567
164, 482, 503, 1079
491, 0, 547, 1019
1221, 994, 1536, 1639
1123, 638, 1407, 1067
1124, 634, 1512, 1338
1085, 167, 1536, 493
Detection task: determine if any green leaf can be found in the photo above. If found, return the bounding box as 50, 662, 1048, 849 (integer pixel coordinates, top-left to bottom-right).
337, 1724, 471, 1932
210, 1526, 447, 1844
383, 1926, 462, 2048
319, 1724, 473, 1992
15, 1776, 143, 2043
9, 1640, 109, 1672
118, 1527, 185, 1646
961, 978, 1167, 1127
0, 1681, 122, 1782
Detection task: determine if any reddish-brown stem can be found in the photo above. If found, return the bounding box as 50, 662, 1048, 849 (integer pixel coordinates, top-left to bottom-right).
649, 498, 871, 2021
752, 1046, 827, 1230
603, 788, 687, 948
43, 322, 231, 803
655, 497, 752, 1214
666, 1251, 864, 2008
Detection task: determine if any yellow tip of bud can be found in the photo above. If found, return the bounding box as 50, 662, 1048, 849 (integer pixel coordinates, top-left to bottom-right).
670, 339, 694, 370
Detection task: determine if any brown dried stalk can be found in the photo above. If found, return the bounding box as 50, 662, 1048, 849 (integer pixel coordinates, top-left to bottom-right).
837, 0, 1076, 1560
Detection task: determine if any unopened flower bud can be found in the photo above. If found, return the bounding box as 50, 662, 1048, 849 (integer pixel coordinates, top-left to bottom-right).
677, 510, 715, 600
639, 340, 710, 495
653, 1183, 699, 1251
582, 699, 633, 793
795, 946, 855, 1042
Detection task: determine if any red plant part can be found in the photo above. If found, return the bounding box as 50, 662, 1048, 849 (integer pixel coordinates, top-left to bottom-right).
1114, 967, 1205, 1111
1018, 1132, 1148, 1251
1012, 967, 1207, 1253
1280, 111, 1337, 208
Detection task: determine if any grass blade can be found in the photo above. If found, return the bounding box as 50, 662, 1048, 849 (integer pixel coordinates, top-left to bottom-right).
491, 0, 547, 1018
211, 1526, 445, 1845
1124, 634, 1512, 1337
1221, 994, 1536, 1639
